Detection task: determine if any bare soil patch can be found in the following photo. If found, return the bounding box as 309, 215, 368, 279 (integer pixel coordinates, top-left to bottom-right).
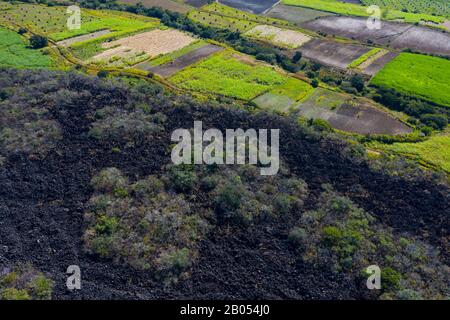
143, 44, 224, 77
93, 29, 195, 61
246, 25, 311, 48
302, 16, 450, 57
265, 3, 335, 25
298, 39, 371, 69
218, 0, 279, 14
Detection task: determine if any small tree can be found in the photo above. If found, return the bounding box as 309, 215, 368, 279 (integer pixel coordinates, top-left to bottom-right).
311, 79, 319, 88
292, 51, 302, 63
350, 75, 365, 92
29, 35, 48, 49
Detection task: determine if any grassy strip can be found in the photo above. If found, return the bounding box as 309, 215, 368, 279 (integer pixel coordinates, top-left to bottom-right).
0, 26, 52, 68
370, 53, 450, 108
282, 0, 446, 23
348, 48, 382, 69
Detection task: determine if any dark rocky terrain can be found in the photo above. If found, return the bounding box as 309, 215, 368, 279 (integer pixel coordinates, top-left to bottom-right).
0, 68, 448, 299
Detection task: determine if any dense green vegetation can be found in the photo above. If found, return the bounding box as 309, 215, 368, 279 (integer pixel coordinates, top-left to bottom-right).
289, 187, 449, 299
0, 27, 52, 68
169, 51, 288, 100
361, 0, 450, 17
369, 131, 450, 173
371, 53, 450, 108
282, 0, 446, 23
0, 265, 53, 300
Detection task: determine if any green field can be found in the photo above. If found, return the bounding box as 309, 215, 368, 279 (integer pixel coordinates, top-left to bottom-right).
370, 53, 450, 107
253, 78, 314, 112
169, 51, 289, 100
0, 27, 52, 68
370, 132, 450, 173
348, 48, 382, 69
361, 0, 450, 18
282, 0, 445, 23
0, 3, 159, 41
188, 11, 258, 32
188, 2, 288, 33
201, 3, 288, 26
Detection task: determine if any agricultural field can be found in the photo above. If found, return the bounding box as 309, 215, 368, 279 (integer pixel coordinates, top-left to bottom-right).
301, 16, 450, 57
245, 25, 311, 49
370, 53, 450, 107
282, 0, 446, 23
369, 130, 450, 173
188, 10, 258, 32
298, 88, 412, 135
253, 77, 314, 112
298, 39, 372, 70
348, 48, 383, 69
265, 4, 336, 25
359, 51, 398, 76
168, 51, 291, 100
201, 2, 288, 25
218, 0, 280, 14
361, 0, 450, 17
188, 2, 287, 33
0, 26, 52, 68
0, 3, 160, 41
118, 0, 193, 13
144, 44, 224, 78
89, 29, 196, 68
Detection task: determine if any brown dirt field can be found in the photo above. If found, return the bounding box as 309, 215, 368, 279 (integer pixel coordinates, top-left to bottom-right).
94, 29, 196, 61
265, 4, 335, 25
298, 39, 371, 69
118, 0, 192, 13
301, 16, 450, 57
146, 44, 224, 77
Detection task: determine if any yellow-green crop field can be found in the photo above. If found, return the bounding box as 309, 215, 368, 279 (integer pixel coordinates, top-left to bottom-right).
0, 2, 159, 41
370, 53, 450, 108
282, 0, 446, 23
169, 51, 302, 100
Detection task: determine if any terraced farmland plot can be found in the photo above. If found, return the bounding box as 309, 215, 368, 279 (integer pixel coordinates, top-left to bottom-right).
118, 0, 193, 13
91, 29, 195, 67
0, 26, 52, 68
0, 3, 159, 41
265, 4, 336, 25
218, 0, 280, 14
245, 25, 311, 49
298, 88, 412, 135
253, 78, 314, 112
370, 53, 450, 107
282, 0, 445, 23
361, 0, 450, 17
188, 11, 258, 32
301, 16, 450, 57
168, 51, 288, 100
360, 51, 398, 76
144, 44, 224, 78
298, 39, 372, 69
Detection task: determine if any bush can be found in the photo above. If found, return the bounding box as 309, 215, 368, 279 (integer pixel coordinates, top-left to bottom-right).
311, 79, 319, 88
288, 227, 307, 245
350, 75, 364, 92
97, 70, 109, 78
169, 166, 198, 192
91, 167, 128, 192
382, 267, 402, 291
29, 35, 48, 49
